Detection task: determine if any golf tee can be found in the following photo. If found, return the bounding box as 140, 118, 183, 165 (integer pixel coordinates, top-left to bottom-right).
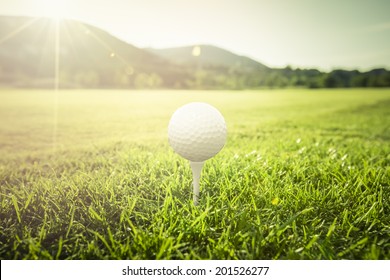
190, 161, 204, 205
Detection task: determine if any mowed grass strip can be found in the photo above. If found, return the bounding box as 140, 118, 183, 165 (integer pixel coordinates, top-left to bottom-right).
0, 89, 389, 259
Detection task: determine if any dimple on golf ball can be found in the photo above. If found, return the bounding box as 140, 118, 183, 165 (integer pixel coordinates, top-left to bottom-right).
168, 102, 227, 162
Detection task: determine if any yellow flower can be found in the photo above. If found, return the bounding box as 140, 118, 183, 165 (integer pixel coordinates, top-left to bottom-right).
271, 197, 280, 205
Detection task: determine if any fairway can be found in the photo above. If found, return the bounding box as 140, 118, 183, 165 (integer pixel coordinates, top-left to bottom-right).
0, 89, 389, 259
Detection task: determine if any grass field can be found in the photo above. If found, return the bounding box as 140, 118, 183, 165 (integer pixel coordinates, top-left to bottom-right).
0, 89, 389, 260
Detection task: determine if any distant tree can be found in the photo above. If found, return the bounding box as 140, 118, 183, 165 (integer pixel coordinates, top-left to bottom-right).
366, 69, 390, 87
149, 73, 163, 88
74, 70, 100, 87
351, 74, 369, 87
133, 73, 162, 88
323, 73, 339, 88
114, 71, 131, 88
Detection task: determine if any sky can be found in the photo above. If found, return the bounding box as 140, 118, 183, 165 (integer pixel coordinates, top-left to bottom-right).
0, 0, 390, 71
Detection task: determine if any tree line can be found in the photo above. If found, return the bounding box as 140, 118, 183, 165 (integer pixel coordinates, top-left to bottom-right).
2, 64, 389, 89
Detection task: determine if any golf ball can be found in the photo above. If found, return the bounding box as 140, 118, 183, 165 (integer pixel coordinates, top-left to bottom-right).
168, 102, 227, 162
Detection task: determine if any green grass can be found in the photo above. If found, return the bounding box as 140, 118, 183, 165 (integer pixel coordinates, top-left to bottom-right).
0, 88, 389, 260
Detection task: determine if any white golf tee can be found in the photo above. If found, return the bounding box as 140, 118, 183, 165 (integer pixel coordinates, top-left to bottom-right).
190, 161, 204, 205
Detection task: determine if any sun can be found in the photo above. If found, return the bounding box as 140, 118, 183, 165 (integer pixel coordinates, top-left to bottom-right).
40, 0, 69, 19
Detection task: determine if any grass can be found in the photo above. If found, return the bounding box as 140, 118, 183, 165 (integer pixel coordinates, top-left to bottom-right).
0, 88, 389, 260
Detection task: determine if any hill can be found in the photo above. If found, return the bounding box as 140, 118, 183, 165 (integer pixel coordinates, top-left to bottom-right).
0, 16, 273, 89
147, 45, 269, 71
0, 16, 188, 88
0, 16, 389, 89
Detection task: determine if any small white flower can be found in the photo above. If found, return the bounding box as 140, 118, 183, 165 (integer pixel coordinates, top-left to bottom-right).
341, 154, 348, 161
233, 154, 240, 159
296, 138, 301, 144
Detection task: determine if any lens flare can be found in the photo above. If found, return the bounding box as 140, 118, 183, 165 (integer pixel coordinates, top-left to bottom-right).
192, 45, 201, 57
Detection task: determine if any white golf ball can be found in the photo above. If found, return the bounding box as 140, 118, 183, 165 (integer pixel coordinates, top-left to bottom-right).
168, 102, 227, 162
